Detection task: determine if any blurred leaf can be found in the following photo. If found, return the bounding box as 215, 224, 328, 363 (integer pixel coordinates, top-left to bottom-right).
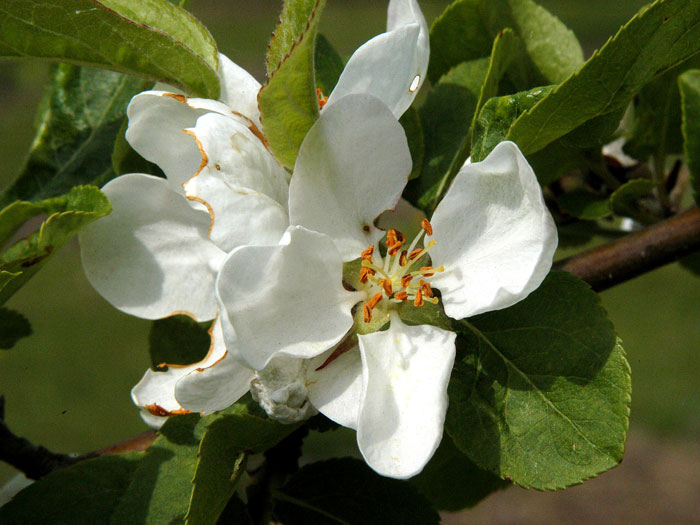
609, 178, 656, 220
216, 495, 253, 525
273, 458, 440, 524
314, 33, 344, 96
1, 65, 145, 206
399, 107, 425, 181
149, 315, 212, 370
0, 186, 111, 304
508, 0, 700, 155
0, 307, 32, 349
405, 58, 488, 210
679, 69, 700, 206
428, 0, 583, 87
447, 271, 630, 490
259, 0, 325, 169
558, 189, 612, 220
471, 85, 552, 162
187, 410, 301, 525
0, 453, 144, 524
410, 434, 509, 511
0, 0, 219, 98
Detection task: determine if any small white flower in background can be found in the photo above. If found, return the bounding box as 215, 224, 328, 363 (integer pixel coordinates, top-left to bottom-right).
213, 141, 558, 479
79, 0, 429, 428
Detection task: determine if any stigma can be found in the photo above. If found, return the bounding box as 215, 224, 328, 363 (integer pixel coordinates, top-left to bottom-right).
358, 218, 444, 323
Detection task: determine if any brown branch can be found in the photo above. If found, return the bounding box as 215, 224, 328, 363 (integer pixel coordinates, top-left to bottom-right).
555, 207, 700, 292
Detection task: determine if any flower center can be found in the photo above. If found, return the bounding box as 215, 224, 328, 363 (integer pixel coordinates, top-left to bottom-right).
358, 218, 443, 323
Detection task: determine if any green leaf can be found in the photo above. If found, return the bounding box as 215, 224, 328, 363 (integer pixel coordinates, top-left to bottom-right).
410, 434, 509, 511
405, 58, 489, 210
273, 458, 440, 525
447, 271, 631, 490
679, 69, 700, 206
471, 85, 553, 162
314, 33, 344, 96
186, 411, 301, 525
399, 107, 425, 181
0, 307, 32, 349
0, 453, 144, 524
0, 0, 219, 98
508, 0, 700, 155
259, 0, 325, 169
110, 413, 204, 524
428, 0, 583, 87
1, 64, 145, 206
558, 189, 613, 221
0, 186, 111, 304
427, 28, 520, 212
609, 178, 657, 220
149, 315, 212, 370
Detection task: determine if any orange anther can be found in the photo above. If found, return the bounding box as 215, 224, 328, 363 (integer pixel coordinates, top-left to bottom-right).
421, 281, 434, 298
368, 292, 383, 309
360, 267, 375, 284
316, 88, 329, 108
395, 291, 408, 301
388, 242, 403, 256
382, 280, 393, 296
414, 289, 424, 307
409, 249, 423, 260
363, 304, 372, 323
421, 266, 436, 277
401, 274, 413, 288
386, 229, 405, 248
399, 250, 408, 266
361, 245, 375, 261
421, 218, 433, 236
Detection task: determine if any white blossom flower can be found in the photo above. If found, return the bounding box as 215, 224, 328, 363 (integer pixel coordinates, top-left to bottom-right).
213, 140, 558, 479
79, 0, 429, 426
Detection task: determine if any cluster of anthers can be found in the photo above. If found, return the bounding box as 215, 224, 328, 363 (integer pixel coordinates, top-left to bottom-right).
359, 218, 444, 323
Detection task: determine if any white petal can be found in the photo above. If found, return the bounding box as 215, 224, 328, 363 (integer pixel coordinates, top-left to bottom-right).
306, 345, 363, 430
184, 112, 289, 207
131, 317, 231, 426
325, 0, 429, 117
289, 94, 411, 261
376, 197, 426, 242
185, 173, 289, 253
216, 226, 363, 370
429, 141, 558, 320
80, 174, 226, 320
126, 91, 232, 189
175, 319, 254, 415
357, 314, 456, 479
217, 53, 262, 127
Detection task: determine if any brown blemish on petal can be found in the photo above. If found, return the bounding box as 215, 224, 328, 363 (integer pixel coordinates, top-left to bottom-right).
181, 130, 215, 235
215, 164, 221, 171
231, 110, 270, 150
162, 93, 187, 103
196, 350, 228, 373
157, 314, 221, 370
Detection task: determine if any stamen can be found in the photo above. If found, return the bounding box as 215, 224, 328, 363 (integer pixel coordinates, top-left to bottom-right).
399, 250, 408, 266
359, 267, 375, 284
363, 304, 372, 323
394, 291, 408, 301
414, 289, 424, 307
421, 281, 434, 298
388, 242, 403, 256
381, 280, 393, 297
420, 266, 437, 277
421, 218, 433, 236
401, 274, 413, 288
316, 88, 329, 109
409, 249, 423, 260
361, 245, 374, 261
368, 292, 383, 310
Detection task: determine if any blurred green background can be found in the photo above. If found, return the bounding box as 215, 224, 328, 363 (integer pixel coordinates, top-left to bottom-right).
2, 0, 700, 520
